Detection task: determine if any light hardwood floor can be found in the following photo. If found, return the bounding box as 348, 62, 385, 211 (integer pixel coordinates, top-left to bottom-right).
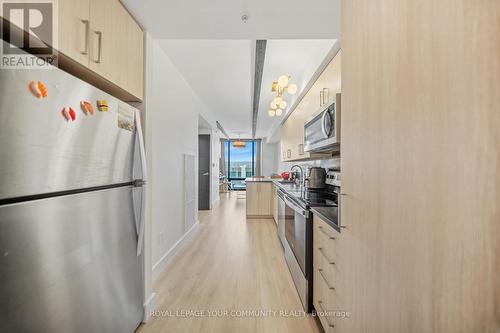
137, 192, 322, 333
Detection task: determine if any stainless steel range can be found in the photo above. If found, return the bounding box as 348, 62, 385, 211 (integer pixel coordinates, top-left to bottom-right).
280, 169, 340, 312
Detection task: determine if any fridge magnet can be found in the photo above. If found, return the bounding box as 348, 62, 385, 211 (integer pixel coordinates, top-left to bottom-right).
117, 105, 135, 131
61, 107, 76, 122
28, 81, 48, 99
80, 100, 94, 115
96, 100, 108, 112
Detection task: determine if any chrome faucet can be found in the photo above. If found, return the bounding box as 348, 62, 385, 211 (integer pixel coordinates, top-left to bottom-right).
290, 164, 304, 187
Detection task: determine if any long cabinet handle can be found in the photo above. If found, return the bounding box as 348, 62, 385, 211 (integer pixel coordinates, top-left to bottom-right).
81, 19, 89, 55
318, 247, 335, 265
318, 225, 335, 240
318, 268, 335, 290
93, 31, 102, 63
317, 301, 335, 327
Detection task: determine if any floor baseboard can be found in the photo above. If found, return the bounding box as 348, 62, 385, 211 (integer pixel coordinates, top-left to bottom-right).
152, 220, 200, 282
142, 292, 157, 322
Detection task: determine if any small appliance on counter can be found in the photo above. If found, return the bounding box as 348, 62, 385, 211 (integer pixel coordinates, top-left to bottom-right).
305, 167, 326, 189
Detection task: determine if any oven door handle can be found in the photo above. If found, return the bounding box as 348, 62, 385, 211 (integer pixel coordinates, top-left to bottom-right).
284, 196, 308, 218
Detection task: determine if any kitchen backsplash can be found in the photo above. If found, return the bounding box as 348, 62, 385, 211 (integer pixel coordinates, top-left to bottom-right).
277, 156, 341, 175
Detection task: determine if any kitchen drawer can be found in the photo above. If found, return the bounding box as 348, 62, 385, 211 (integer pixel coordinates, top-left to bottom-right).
314, 245, 337, 288
314, 266, 336, 332
314, 218, 337, 262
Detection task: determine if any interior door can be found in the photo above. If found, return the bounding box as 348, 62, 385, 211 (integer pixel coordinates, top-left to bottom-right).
198, 135, 210, 210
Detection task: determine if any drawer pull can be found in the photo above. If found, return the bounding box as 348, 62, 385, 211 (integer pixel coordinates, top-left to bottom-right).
317, 300, 335, 328
318, 268, 335, 290
318, 247, 335, 265
318, 225, 335, 240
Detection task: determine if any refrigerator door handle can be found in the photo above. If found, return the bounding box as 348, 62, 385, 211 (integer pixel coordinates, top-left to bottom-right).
134, 110, 147, 256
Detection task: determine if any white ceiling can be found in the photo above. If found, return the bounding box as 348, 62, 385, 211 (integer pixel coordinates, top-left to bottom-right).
122, 0, 340, 39
159, 39, 337, 139
158, 40, 254, 137
256, 40, 337, 139
123, 0, 341, 140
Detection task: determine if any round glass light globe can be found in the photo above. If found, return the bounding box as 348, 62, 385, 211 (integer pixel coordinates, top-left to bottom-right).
276, 109, 283, 116
279, 100, 287, 109
287, 84, 298, 95
268, 109, 276, 117
278, 75, 289, 87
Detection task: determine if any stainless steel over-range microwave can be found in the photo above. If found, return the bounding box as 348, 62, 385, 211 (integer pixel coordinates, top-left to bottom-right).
304, 93, 341, 153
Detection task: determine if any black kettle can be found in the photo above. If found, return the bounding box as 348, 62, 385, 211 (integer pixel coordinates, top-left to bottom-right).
306, 167, 326, 189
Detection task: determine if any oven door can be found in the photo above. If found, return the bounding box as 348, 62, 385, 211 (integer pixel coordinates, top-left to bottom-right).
284, 196, 309, 274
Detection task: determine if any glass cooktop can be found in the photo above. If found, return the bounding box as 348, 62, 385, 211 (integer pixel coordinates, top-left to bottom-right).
287, 188, 338, 209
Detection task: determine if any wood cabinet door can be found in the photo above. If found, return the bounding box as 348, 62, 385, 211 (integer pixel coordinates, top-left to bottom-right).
88, 0, 124, 86
125, 16, 144, 100
258, 183, 272, 216
58, 0, 90, 66
245, 183, 259, 216
88, 0, 143, 99
280, 121, 289, 161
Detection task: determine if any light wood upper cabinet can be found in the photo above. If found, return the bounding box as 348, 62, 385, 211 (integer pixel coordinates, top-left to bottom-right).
57, 0, 144, 101
88, 0, 115, 83
281, 50, 342, 162
125, 14, 144, 99
58, 0, 90, 66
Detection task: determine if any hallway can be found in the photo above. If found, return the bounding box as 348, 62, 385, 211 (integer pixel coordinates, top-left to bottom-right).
137, 192, 321, 333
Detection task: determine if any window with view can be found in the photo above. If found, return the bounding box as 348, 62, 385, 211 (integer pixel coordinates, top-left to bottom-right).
225, 140, 257, 189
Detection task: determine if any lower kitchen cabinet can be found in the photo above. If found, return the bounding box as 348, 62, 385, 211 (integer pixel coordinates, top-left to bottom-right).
246, 182, 272, 218
313, 215, 339, 332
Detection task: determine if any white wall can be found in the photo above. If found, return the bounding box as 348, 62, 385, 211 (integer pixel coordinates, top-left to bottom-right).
261, 141, 279, 176
144, 35, 219, 281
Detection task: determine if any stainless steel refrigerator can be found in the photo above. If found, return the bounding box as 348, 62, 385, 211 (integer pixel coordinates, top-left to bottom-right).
0, 66, 146, 333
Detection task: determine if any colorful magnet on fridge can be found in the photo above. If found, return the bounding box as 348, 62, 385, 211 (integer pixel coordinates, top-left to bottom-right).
28, 81, 48, 99
80, 100, 94, 115
61, 107, 76, 122
96, 100, 108, 112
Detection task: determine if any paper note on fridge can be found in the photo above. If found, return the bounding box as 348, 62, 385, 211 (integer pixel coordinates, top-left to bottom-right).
117, 105, 135, 131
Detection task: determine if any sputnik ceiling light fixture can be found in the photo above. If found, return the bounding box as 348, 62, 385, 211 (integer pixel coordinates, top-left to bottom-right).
268, 75, 298, 117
